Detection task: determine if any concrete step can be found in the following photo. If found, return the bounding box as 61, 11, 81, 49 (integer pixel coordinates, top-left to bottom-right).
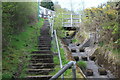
39, 41, 51, 44
40, 33, 50, 35
26, 75, 52, 79
39, 39, 51, 42
39, 37, 51, 39
38, 47, 50, 50
29, 63, 54, 69
39, 36, 51, 38
37, 45, 51, 48
30, 54, 53, 59
27, 69, 53, 75
38, 43, 51, 46
39, 38, 51, 41
31, 51, 52, 54
30, 59, 53, 63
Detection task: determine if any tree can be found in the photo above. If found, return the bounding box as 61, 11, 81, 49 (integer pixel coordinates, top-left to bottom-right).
40, 0, 54, 11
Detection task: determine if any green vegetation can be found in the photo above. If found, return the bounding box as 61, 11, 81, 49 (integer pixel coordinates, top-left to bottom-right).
98, 41, 104, 47
71, 39, 78, 43
2, 2, 44, 79
77, 61, 87, 70
2, 2, 38, 49
2, 19, 44, 79
79, 2, 120, 55
40, 0, 54, 11
53, 3, 72, 38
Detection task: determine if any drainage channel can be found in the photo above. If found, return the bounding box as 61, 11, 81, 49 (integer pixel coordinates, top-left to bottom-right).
25, 20, 54, 79
65, 38, 115, 79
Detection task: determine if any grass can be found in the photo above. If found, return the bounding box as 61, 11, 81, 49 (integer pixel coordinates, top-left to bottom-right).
77, 61, 87, 70
50, 39, 72, 78
98, 41, 104, 47
72, 39, 78, 43
2, 18, 44, 79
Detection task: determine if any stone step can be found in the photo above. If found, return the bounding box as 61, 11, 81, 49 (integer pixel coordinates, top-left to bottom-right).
39, 36, 51, 38
39, 41, 51, 44
39, 38, 51, 41
26, 75, 52, 79
31, 51, 52, 54
37, 45, 51, 48
39, 39, 51, 42
39, 41, 51, 43
29, 63, 54, 69
40, 33, 50, 35
36, 45, 51, 47
38, 43, 51, 46
38, 47, 50, 50
27, 69, 53, 75
40, 29, 50, 31
31, 54, 53, 59
30, 59, 53, 63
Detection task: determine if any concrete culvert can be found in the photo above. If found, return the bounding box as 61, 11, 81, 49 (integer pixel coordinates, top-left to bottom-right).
71, 49, 76, 52
70, 41, 72, 43
66, 32, 69, 36
98, 68, 107, 75
79, 48, 85, 52
86, 69, 93, 76
81, 56, 88, 61
76, 43, 80, 46
74, 56, 79, 61
89, 56, 96, 61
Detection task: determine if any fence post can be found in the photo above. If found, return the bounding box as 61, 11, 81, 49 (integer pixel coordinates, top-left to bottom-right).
72, 62, 76, 80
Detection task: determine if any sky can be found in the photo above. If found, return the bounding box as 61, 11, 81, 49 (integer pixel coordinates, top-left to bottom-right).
52, 0, 108, 11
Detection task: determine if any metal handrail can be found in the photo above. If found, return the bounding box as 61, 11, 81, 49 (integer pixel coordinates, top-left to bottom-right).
48, 15, 64, 79
49, 61, 76, 80
54, 30, 64, 80
54, 30, 63, 68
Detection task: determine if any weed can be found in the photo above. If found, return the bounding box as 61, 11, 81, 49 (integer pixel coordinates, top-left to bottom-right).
77, 61, 87, 70
72, 39, 78, 43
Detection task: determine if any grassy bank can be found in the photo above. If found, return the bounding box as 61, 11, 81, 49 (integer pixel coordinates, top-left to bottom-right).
2, 19, 44, 79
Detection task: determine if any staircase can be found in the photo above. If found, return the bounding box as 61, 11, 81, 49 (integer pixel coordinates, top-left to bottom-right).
26, 20, 54, 79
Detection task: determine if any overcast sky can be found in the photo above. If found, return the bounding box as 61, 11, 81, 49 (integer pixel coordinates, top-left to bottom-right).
52, 0, 108, 11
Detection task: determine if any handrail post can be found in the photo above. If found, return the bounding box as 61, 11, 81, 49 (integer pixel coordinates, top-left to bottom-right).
51, 18, 54, 38
72, 62, 76, 80
50, 61, 76, 80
